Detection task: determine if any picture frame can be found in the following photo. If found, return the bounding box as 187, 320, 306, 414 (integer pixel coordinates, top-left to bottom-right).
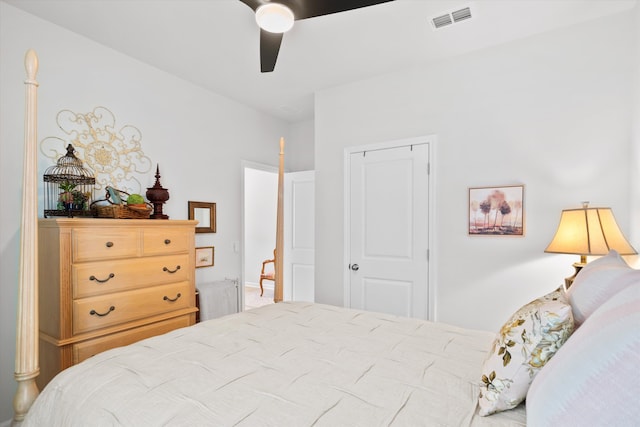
469, 185, 524, 236
188, 201, 216, 233
195, 246, 214, 268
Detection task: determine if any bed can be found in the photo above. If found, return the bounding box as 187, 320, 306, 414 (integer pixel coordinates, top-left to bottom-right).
13, 50, 640, 426
23, 301, 525, 426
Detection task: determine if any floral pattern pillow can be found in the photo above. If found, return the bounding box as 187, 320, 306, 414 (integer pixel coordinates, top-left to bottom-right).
478, 289, 574, 416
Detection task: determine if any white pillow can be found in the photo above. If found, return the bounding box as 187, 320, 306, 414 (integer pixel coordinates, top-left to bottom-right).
567, 250, 640, 326
526, 282, 640, 426
477, 289, 574, 416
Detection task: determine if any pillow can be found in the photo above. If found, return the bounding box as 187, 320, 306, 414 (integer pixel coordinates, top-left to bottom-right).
567, 250, 640, 326
526, 282, 640, 426
477, 289, 574, 416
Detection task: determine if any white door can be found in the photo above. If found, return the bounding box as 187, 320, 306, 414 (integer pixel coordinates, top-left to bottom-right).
347, 143, 430, 319
283, 171, 315, 301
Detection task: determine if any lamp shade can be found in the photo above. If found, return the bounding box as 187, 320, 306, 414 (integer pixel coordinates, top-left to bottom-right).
545, 204, 636, 256
255, 3, 294, 33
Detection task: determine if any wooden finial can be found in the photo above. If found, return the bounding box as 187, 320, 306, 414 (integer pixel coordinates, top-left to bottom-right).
24, 49, 39, 84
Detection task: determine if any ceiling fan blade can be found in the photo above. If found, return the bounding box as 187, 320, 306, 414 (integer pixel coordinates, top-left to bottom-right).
290, 0, 395, 20
239, 0, 395, 72
239, 0, 395, 20
238, 0, 263, 12
260, 29, 284, 73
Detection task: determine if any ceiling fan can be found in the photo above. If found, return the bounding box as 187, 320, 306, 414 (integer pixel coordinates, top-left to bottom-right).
239, 0, 395, 73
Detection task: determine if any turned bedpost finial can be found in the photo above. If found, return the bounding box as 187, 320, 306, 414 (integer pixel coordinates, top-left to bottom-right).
24, 49, 39, 83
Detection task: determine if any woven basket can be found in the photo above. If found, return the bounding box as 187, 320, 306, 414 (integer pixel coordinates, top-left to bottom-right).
92, 186, 152, 219
95, 203, 152, 219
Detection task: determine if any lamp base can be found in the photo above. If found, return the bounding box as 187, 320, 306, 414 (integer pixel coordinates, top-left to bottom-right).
564, 262, 586, 289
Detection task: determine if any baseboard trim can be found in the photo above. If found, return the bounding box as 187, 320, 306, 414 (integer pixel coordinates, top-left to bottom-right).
245, 282, 274, 291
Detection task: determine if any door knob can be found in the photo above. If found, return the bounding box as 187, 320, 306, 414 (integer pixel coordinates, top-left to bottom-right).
350, 264, 359, 271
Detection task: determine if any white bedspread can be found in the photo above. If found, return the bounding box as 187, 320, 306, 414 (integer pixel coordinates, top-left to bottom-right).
25, 302, 526, 426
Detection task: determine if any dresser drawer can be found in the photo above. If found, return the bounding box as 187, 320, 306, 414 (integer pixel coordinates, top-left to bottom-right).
143, 228, 191, 256
72, 254, 190, 298
73, 315, 192, 363
73, 281, 192, 334
72, 229, 140, 262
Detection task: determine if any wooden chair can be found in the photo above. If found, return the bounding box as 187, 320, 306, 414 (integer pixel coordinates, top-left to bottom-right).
259, 249, 276, 297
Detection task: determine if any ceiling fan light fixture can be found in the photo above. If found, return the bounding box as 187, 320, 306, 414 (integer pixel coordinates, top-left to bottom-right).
255, 3, 294, 33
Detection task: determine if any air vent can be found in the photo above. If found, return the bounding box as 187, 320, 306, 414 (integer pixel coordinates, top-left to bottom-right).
430, 5, 473, 30
452, 7, 472, 23
432, 14, 453, 29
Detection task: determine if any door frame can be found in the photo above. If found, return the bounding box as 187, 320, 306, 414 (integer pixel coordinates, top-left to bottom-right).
241, 162, 315, 308
343, 135, 438, 321
241, 160, 278, 310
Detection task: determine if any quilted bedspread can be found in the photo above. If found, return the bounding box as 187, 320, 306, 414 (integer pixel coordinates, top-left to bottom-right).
24, 302, 526, 426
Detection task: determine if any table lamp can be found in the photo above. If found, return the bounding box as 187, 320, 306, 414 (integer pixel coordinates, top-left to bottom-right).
545, 202, 637, 288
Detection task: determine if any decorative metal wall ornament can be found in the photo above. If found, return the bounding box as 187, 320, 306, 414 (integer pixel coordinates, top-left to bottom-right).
40, 106, 152, 194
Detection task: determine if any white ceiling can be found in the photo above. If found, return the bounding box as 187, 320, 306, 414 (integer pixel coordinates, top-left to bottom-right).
5, 0, 637, 122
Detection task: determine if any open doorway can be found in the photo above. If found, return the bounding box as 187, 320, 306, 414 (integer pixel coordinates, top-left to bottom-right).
243, 165, 277, 310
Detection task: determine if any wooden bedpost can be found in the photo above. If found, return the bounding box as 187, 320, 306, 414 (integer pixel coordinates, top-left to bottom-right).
274, 137, 284, 303
13, 49, 40, 424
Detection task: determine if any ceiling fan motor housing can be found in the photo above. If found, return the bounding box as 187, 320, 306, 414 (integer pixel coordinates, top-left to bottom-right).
255, 3, 295, 33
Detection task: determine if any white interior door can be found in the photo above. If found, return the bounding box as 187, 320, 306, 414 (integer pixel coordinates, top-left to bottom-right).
347, 143, 429, 319
283, 171, 315, 301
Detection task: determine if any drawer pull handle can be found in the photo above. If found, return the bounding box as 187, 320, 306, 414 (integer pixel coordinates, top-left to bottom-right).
106, 241, 114, 248
164, 239, 171, 245
90, 306, 115, 317
89, 273, 115, 283
163, 265, 181, 274
163, 293, 182, 302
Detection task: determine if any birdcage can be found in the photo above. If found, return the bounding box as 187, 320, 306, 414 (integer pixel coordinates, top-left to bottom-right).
43, 144, 96, 217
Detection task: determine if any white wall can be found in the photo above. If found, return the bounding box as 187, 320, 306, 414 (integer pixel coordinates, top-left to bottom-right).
288, 119, 315, 171
0, 3, 314, 421
315, 11, 636, 331
631, 4, 640, 257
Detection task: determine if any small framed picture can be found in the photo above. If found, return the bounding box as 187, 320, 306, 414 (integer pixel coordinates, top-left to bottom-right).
469, 185, 524, 236
195, 246, 214, 268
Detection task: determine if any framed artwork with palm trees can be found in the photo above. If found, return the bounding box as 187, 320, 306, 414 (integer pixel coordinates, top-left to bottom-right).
469, 185, 524, 236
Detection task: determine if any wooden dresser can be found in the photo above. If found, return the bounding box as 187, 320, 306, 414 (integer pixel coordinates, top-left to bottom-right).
37, 218, 198, 389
